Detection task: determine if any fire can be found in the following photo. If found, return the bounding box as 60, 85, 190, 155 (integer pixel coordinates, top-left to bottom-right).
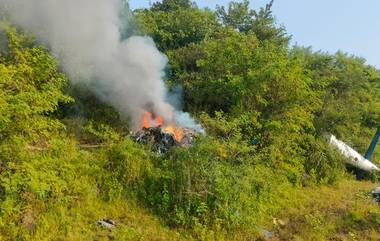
140, 112, 162, 129
140, 111, 183, 142
163, 124, 183, 142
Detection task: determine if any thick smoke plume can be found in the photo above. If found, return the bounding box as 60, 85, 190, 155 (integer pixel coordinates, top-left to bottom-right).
0, 0, 199, 130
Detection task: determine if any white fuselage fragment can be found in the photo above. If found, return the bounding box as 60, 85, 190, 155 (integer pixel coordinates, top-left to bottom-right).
329, 135, 379, 172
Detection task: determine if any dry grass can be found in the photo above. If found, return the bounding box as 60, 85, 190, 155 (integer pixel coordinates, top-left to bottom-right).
270, 179, 380, 241
30, 199, 189, 241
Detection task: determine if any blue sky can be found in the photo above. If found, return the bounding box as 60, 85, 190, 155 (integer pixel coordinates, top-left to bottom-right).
129, 0, 380, 68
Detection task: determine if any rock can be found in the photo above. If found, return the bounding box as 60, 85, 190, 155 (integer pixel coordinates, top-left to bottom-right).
371, 187, 380, 203
257, 227, 273, 239
97, 219, 116, 229
273, 218, 286, 227
21, 209, 35, 232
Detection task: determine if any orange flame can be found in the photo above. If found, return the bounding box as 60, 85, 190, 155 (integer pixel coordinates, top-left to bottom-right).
140, 112, 163, 129
140, 112, 151, 129
156, 116, 163, 127
140, 111, 183, 142
163, 124, 183, 142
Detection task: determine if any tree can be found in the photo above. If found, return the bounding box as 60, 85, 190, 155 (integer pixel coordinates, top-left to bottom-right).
119, 0, 141, 39
136, 6, 219, 51
150, 0, 196, 12
0, 24, 72, 156
292, 46, 380, 163
216, 0, 289, 45
216, 0, 252, 31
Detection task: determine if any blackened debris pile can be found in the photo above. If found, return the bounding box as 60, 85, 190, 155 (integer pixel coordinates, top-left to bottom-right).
133, 127, 197, 154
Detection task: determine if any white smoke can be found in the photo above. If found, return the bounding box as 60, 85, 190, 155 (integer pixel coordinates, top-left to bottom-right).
167, 85, 204, 133
0, 0, 200, 130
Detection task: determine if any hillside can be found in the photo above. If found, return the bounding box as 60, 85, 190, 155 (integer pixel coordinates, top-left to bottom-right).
0, 1, 379, 240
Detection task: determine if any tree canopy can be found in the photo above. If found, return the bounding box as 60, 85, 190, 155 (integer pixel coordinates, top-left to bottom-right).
0, 1, 379, 240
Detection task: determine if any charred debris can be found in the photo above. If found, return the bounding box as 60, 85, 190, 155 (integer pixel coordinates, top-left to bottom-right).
132, 126, 197, 154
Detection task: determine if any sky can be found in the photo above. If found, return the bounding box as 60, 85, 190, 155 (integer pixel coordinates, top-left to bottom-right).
129, 0, 380, 68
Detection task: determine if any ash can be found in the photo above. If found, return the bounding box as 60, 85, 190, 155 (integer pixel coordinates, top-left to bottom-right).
132, 127, 197, 154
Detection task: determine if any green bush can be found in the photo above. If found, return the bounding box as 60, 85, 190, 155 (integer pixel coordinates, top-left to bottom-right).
140, 136, 293, 231
0, 1, 380, 239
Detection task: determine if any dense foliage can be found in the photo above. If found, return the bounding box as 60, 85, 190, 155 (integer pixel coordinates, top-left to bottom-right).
135, 0, 380, 184
0, 1, 379, 240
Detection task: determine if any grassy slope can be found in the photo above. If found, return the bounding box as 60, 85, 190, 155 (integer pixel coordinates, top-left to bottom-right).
24, 176, 380, 241
272, 180, 380, 241
0, 127, 378, 241
1, 121, 378, 241
33, 199, 187, 241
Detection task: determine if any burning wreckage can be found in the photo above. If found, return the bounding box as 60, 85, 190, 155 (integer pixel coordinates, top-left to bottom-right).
132, 112, 198, 154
